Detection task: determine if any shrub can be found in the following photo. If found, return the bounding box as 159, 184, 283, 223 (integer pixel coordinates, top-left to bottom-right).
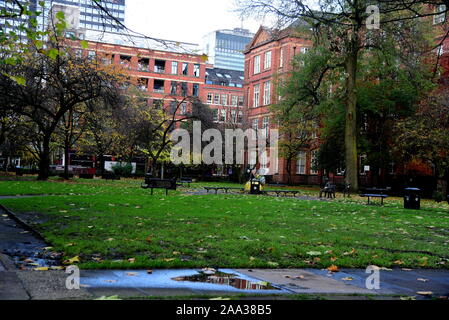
111, 163, 133, 177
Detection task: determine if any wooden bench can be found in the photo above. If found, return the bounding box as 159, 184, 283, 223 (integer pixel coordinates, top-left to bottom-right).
203, 186, 244, 194
142, 177, 177, 195
359, 193, 388, 205
263, 190, 300, 197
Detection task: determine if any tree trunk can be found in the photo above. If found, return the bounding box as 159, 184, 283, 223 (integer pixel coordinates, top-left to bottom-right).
286, 157, 292, 185
38, 135, 51, 181
63, 140, 70, 179
344, 45, 359, 192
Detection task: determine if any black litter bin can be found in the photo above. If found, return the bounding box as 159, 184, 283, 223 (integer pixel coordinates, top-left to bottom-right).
250, 180, 261, 194
404, 188, 421, 210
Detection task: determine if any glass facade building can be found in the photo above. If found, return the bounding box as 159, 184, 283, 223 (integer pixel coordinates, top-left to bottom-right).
0, 0, 126, 36
202, 28, 254, 72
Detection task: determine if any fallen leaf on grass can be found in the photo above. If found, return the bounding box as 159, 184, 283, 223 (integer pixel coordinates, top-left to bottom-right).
164, 258, 175, 262
327, 265, 339, 272
394, 260, 404, 265
63, 256, 80, 264
267, 261, 279, 267
128, 258, 135, 263
306, 251, 322, 256
343, 248, 357, 256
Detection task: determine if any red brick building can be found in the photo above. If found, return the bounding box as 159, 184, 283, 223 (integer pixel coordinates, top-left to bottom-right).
201, 67, 245, 125
243, 26, 315, 184
78, 40, 208, 116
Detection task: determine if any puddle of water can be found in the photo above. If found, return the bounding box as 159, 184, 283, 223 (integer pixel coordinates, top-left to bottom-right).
171, 270, 280, 291
2, 246, 63, 270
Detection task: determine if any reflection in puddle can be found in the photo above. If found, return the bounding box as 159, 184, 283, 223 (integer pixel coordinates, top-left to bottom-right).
172, 271, 280, 290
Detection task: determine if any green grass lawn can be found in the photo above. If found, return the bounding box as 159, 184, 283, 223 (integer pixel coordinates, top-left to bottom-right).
1, 177, 448, 270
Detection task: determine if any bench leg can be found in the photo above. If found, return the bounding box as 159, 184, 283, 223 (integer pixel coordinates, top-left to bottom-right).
166, 188, 168, 196
151, 188, 154, 196
367, 196, 370, 204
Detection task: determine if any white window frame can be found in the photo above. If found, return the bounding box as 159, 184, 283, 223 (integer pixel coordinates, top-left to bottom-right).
253, 84, 260, 108
296, 151, 306, 174
264, 51, 271, 69
221, 94, 228, 106
207, 93, 213, 104
171, 61, 178, 74
279, 48, 284, 68
254, 55, 261, 74
263, 81, 271, 105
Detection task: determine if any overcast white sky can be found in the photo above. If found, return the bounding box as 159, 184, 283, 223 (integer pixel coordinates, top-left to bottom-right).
124, 0, 265, 44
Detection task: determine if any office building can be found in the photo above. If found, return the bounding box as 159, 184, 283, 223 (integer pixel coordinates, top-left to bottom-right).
202, 28, 254, 71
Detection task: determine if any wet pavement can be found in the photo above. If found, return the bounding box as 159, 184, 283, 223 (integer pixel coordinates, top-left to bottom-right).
80, 269, 289, 297
0, 207, 62, 270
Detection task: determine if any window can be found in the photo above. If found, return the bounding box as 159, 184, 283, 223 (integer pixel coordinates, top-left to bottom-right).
153, 79, 164, 93
213, 109, 219, 122
253, 84, 260, 108
180, 102, 187, 115
214, 94, 220, 105
310, 150, 318, 174
231, 110, 237, 123
192, 84, 199, 97
279, 48, 284, 68
138, 58, 149, 71
87, 51, 96, 60
231, 96, 238, 106
170, 82, 177, 95
154, 60, 166, 73
254, 55, 260, 74
300, 47, 309, 54
296, 152, 306, 174
252, 118, 259, 131
207, 93, 213, 104
263, 81, 271, 105
220, 109, 226, 122
138, 78, 148, 91
262, 116, 269, 138
434, 5, 446, 24
171, 61, 178, 74
181, 82, 188, 96
221, 94, 228, 106
237, 111, 243, 123
264, 51, 271, 69
238, 96, 244, 106
170, 101, 177, 113
193, 64, 200, 77
182, 63, 188, 75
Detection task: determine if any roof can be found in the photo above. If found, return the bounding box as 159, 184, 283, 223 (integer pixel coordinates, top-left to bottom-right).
205, 68, 244, 87
244, 21, 312, 53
